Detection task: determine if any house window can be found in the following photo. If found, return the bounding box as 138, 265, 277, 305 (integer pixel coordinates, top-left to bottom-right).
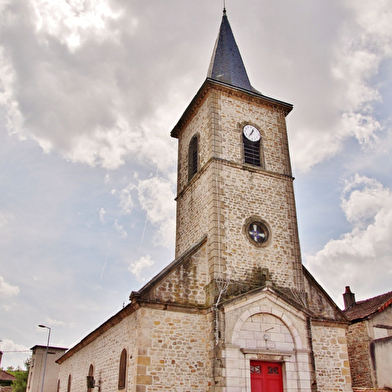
118, 349, 127, 389
67, 375, 72, 392
188, 135, 199, 180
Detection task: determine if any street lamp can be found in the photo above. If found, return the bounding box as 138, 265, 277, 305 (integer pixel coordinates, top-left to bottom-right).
38, 325, 51, 392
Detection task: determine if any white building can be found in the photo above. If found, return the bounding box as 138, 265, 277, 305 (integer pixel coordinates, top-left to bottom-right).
26, 345, 67, 392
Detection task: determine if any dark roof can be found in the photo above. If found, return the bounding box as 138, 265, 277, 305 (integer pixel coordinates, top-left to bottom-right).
0, 370, 16, 382
207, 9, 257, 93
344, 291, 392, 321
30, 345, 68, 351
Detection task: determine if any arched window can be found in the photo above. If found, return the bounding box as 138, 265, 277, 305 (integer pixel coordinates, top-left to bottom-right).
118, 349, 127, 389
242, 124, 263, 167
87, 364, 94, 392
67, 375, 72, 392
188, 135, 198, 181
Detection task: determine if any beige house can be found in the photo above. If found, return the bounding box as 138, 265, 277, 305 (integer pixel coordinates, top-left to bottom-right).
343, 287, 392, 390
26, 345, 67, 392
57, 10, 354, 392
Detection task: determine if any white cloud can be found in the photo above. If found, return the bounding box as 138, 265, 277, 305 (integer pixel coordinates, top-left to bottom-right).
137, 176, 176, 248
44, 317, 66, 327
0, 338, 28, 352
44, 317, 78, 329
128, 255, 154, 283
113, 175, 175, 247
0, 0, 178, 172
114, 219, 127, 238
114, 183, 135, 214
0, 276, 19, 297
340, 112, 380, 147
31, 0, 123, 50
305, 175, 392, 304
290, 1, 391, 172
99, 207, 106, 223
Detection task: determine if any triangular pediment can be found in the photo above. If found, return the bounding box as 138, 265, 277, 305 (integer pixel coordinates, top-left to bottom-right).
130, 236, 209, 307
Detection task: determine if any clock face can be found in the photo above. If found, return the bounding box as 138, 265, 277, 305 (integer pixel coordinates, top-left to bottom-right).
243, 125, 261, 142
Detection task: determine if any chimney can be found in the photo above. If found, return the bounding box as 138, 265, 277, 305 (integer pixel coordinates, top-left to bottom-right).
343, 286, 356, 310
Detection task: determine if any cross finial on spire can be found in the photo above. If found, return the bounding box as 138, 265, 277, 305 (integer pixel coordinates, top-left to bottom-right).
223, 0, 226, 14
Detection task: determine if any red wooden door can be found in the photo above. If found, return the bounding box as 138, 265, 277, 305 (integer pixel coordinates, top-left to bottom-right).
250, 361, 283, 392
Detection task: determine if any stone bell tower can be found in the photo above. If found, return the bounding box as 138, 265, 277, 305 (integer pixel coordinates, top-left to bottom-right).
56, 11, 352, 392
171, 9, 304, 304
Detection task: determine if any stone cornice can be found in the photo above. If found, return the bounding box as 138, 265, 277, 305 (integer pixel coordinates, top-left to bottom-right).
310, 318, 349, 328
176, 156, 294, 200
170, 79, 293, 139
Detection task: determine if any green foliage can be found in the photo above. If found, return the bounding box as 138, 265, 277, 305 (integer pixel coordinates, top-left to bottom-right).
5, 358, 30, 392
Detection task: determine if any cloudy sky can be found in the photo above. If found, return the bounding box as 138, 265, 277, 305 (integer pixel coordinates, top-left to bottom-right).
1, 0, 391, 368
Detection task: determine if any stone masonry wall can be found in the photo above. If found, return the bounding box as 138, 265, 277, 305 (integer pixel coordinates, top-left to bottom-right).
175, 92, 212, 257
218, 92, 292, 176
136, 307, 211, 392
303, 272, 342, 320
143, 242, 209, 306
311, 322, 352, 392
220, 162, 300, 291
58, 310, 138, 392
175, 85, 304, 295
58, 306, 211, 392
346, 321, 374, 388
217, 89, 303, 292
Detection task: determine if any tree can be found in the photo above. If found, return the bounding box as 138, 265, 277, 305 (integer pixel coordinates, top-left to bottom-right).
6, 358, 30, 392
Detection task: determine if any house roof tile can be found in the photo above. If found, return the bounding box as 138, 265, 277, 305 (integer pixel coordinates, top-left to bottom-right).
0, 370, 16, 382
344, 290, 392, 321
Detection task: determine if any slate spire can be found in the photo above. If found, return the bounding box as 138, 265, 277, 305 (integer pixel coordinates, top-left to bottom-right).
207, 9, 255, 93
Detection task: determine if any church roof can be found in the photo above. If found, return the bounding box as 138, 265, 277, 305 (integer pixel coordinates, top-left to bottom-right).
344, 290, 392, 321
207, 9, 257, 93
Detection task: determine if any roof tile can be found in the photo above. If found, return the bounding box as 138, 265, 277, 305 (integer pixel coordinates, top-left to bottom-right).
344, 291, 392, 321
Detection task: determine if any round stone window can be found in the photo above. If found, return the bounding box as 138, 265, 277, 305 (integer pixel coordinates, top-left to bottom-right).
245, 219, 270, 247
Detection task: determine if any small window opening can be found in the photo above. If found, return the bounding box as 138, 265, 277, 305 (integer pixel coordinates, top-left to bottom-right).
87, 364, 94, 392
67, 375, 72, 392
118, 349, 127, 389
188, 135, 198, 180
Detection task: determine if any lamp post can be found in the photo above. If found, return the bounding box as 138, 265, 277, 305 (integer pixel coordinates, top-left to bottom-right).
38, 325, 51, 392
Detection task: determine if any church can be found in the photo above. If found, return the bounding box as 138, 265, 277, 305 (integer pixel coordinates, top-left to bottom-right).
57, 10, 354, 392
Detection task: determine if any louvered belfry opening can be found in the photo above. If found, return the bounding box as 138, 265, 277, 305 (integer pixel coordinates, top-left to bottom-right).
243, 136, 261, 166
189, 135, 198, 180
